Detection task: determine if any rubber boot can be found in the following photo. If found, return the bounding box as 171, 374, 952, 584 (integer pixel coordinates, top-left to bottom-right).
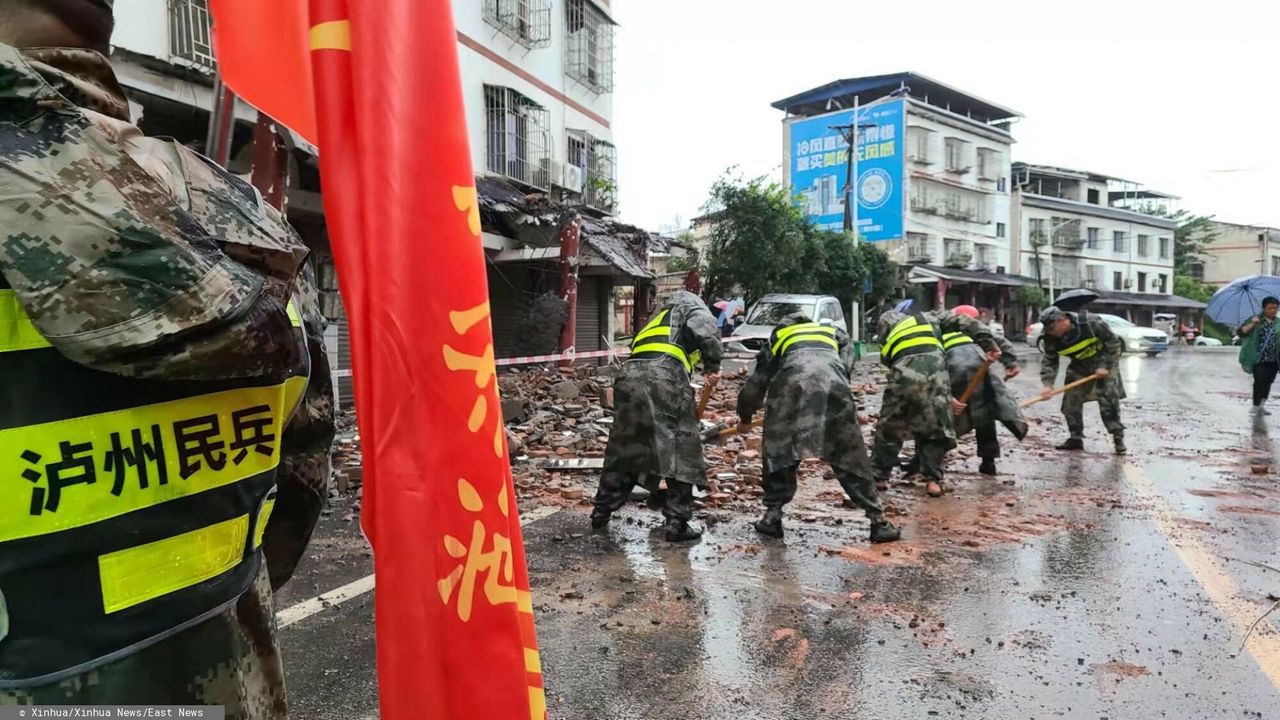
1056, 437, 1085, 451
590, 511, 611, 530
870, 520, 902, 544
979, 458, 997, 476
875, 477, 890, 492
663, 518, 703, 542
1113, 434, 1127, 455
926, 480, 944, 497
645, 488, 667, 511
753, 507, 785, 538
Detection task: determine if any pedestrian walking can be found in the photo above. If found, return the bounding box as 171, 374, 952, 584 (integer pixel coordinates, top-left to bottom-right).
870, 308, 1000, 497
736, 314, 900, 543
1037, 306, 1125, 453
1236, 296, 1280, 415
592, 290, 723, 541
0, 2, 335, 712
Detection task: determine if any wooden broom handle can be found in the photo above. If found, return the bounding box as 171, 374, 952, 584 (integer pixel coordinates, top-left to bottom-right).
1021, 372, 1105, 409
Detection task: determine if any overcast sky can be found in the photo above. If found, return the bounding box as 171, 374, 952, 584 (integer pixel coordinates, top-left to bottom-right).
610, 0, 1279, 233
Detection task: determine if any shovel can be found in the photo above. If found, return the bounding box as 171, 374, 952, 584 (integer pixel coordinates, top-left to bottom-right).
700, 419, 763, 443
1020, 371, 1105, 409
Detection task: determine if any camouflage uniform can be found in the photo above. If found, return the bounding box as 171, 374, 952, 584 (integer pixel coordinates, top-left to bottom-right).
593, 291, 722, 534
1041, 311, 1125, 445
737, 315, 893, 539
945, 334, 1027, 463
870, 310, 995, 486
0, 45, 334, 716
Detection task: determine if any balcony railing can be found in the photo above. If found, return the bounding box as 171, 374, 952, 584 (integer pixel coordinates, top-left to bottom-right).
945, 251, 973, 268
169, 0, 216, 69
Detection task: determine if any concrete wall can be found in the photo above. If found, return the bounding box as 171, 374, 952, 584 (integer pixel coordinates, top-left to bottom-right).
902, 101, 1014, 272
1200, 221, 1280, 286
454, 0, 615, 195
1017, 198, 1175, 296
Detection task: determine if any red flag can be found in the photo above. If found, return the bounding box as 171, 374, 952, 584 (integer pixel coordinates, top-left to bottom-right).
209, 3, 546, 719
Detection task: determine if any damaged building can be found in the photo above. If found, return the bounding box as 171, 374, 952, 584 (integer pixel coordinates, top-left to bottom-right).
478, 178, 663, 360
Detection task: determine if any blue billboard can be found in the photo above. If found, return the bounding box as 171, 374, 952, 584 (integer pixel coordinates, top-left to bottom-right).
787, 99, 905, 241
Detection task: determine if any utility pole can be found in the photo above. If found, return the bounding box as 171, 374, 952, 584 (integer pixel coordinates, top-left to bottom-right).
205, 76, 237, 167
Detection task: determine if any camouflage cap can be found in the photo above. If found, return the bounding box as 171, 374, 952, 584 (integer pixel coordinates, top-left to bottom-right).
1039, 306, 1066, 325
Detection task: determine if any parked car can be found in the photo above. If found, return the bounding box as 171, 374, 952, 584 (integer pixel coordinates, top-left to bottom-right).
1026, 313, 1170, 357
729, 293, 845, 351
1192, 336, 1223, 347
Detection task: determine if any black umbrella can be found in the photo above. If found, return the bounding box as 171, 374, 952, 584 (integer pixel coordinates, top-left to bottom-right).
1054, 288, 1099, 313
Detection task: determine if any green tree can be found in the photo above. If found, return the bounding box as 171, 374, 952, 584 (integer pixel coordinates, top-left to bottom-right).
1173, 275, 1214, 304
701, 172, 899, 310
1139, 205, 1218, 275
702, 173, 814, 301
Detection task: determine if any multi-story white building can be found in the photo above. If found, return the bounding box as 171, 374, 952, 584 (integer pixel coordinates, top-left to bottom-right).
774, 73, 1020, 273
455, 0, 617, 213
1010, 164, 1201, 325
1195, 220, 1280, 287
1012, 164, 1177, 296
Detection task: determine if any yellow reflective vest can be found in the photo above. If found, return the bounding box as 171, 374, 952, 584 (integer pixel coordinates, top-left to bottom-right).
770, 322, 839, 357
880, 313, 943, 363
0, 286, 308, 686
630, 308, 702, 372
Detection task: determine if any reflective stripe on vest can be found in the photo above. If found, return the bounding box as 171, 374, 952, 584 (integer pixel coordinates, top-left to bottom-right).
630, 308, 700, 372
942, 332, 976, 350
880, 314, 942, 361
770, 322, 838, 356
0, 288, 307, 687
1059, 320, 1101, 360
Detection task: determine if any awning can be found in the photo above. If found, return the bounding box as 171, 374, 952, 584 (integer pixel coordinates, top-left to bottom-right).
907, 264, 1037, 288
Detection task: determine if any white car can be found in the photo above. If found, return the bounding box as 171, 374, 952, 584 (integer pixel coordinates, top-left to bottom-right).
1026, 313, 1170, 357
1192, 336, 1223, 347
729, 293, 845, 351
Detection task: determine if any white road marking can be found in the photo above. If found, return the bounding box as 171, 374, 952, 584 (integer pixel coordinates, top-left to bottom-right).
276, 504, 562, 629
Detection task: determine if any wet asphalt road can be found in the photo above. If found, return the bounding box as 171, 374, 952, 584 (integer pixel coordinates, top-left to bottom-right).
275, 346, 1280, 719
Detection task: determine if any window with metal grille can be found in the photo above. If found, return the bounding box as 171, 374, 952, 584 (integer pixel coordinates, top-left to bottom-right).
484, 0, 552, 48
1137, 234, 1150, 257
170, 0, 216, 69
1189, 263, 1205, 282
566, 0, 614, 93
569, 130, 616, 212
485, 86, 551, 189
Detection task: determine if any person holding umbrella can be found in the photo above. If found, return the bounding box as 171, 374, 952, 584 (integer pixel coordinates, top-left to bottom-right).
1236, 296, 1280, 415
1206, 276, 1280, 414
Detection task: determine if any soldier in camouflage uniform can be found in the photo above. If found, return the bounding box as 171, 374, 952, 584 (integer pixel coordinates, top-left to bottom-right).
0, 2, 334, 716
871, 307, 999, 497
736, 314, 900, 543
1038, 306, 1125, 454
941, 306, 1027, 476
592, 291, 722, 541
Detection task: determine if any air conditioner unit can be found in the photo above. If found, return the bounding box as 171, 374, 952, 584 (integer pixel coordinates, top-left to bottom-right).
1123, 278, 1133, 289
561, 163, 585, 193
547, 159, 567, 188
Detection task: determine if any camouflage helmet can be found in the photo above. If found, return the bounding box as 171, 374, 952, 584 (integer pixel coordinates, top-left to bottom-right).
1039, 306, 1067, 326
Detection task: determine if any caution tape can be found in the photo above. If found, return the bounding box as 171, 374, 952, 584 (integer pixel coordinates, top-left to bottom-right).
495, 347, 630, 367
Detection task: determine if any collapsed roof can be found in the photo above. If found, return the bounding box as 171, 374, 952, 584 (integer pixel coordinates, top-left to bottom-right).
477, 177, 655, 280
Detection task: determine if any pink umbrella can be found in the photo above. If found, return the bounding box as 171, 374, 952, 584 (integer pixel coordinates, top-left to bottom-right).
714, 300, 731, 311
